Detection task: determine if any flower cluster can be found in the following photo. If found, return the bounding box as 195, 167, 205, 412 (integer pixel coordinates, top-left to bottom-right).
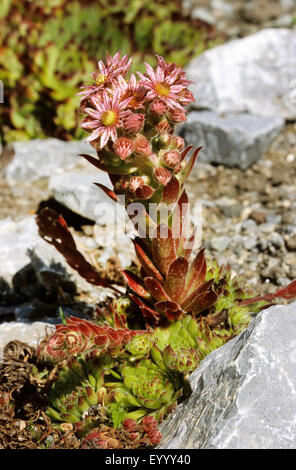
79, 52, 195, 205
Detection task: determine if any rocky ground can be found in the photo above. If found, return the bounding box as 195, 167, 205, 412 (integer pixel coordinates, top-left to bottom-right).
187, 122, 296, 294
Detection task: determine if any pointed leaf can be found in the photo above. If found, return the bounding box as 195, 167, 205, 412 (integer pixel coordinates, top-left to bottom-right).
181, 279, 214, 311
180, 145, 193, 162
162, 175, 180, 205
94, 183, 119, 203
172, 190, 190, 254
132, 237, 163, 282
36, 208, 119, 292
182, 230, 196, 260
144, 277, 170, 302
128, 294, 160, 325
79, 154, 137, 175
181, 147, 202, 182
154, 300, 183, 321
151, 224, 177, 276
185, 249, 207, 295
164, 257, 189, 302
239, 280, 296, 306
189, 290, 218, 315
122, 270, 151, 299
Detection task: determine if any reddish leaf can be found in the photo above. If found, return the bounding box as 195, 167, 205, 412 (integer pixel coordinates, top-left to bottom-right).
122, 270, 151, 299
36, 208, 119, 292
185, 249, 207, 296
132, 238, 163, 282
135, 185, 155, 200
151, 224, 177, 276
180, 145, 194, 162
164, 257, 189, 303
127, 203, 157, 241
144, 277, 170, 302
79, 153, 108, 172
172, 190, 189, 254
181, 279, 214, 311
189, 290, 218, 315
239, 280, 296, 306
128, 294, 160, 325
182, 230, 196, 260
154, 300, 183, 321
94, 183, 119, 203
162, 176, 180, 205
181, 147, 202, 182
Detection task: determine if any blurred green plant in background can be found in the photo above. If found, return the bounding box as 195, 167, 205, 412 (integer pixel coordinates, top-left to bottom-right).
0, 0, 223, 145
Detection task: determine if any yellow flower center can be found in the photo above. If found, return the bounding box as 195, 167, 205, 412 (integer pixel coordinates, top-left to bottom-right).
155, 82, 170, 97
101, 110, 118, 126
95, 73, 106, 85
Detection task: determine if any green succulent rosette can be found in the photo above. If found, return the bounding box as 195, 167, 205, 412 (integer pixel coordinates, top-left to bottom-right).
121, 358, 176, 410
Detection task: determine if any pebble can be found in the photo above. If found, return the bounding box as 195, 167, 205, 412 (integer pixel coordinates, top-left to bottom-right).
258, 223, 275, 233
210, 236, 231, 252
285, 234, 296, 251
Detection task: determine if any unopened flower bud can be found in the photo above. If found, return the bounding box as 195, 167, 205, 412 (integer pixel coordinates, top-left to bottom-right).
129, 432, 140, 441
167, 108, 186, 123
134, 134, 152, 156
162, 150, 181, 169
153, 167, 172, 186
155, 118, 171, 135
149, 99, 168, 116
129, 176, 145, 192
113, 137, 135, 160
178, 88, 195, 105
123, 112, 145, 134
170, 136, 185, 151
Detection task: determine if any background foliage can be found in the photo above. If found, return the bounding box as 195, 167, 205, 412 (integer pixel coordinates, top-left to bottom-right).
0, 0, 222, 144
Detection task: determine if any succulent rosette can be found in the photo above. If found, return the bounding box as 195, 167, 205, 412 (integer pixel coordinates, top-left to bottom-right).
37, 316, 141, 361
125, 332, 154, 360
120, 359, 176, 410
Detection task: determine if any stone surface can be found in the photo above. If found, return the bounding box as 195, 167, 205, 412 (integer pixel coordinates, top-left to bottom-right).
0, 321, 54, 361
0, 215, 117, 310
49, 169, 128, 226
158, 302, 296, 449
0, 216, 69, 283
4, 138, 96, 185
178, 111, 284, 168
186, 29, 296, 120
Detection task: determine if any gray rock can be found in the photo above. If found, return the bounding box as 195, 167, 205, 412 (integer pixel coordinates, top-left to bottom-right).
210, 236, 231, 251
158, 302, 296, 449
242, 235, 258, 250
0, 321, 54, 361
4, 138, 96, 185
0, 214, 130, 307
220, 204, 242, 218
0, 216, 70, 284
186, 29, 296, 120
49, 170, 127, 226
178, 111, 284, 168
